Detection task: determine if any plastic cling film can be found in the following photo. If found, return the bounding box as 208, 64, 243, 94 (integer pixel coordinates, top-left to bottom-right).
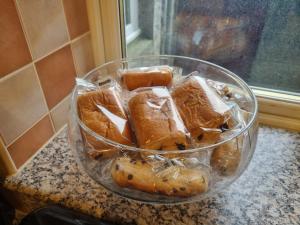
119, 65, 181, 91
76, 79, 134, 159
171, 73, 233, 147
110, 156, 209, 197
206, 79, 232, 98
210, 138, 241, 176
127, 86, 190, 151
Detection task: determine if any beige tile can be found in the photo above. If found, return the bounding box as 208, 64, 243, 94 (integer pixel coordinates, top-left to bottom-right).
50, 95, 70, 131
71, 34, 95, 77
17, 0, 69, 59
8, 115, 54, 168
0, 65, 48, 145
0, 1, 32, 77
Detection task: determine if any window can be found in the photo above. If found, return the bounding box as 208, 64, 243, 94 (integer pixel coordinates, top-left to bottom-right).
123, 0, 300, 95
86, 0, 300, 131
124, 0, 141, 44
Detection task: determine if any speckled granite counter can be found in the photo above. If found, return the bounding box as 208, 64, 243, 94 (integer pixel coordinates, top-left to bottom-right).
4, 126, 300, 225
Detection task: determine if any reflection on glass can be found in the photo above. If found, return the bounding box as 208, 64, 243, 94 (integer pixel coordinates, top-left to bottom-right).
123, 0, 300, 93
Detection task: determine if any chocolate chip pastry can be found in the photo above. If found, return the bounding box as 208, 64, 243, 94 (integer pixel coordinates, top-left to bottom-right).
111, 157, 208, 197
210, 139, 241, 176
171, 75, 231, 146
121, 66, 173, 91
77, 88, 133, 159
128, 87, 188, 151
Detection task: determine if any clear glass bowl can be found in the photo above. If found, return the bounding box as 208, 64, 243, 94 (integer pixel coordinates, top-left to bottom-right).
68, 55, 258, 204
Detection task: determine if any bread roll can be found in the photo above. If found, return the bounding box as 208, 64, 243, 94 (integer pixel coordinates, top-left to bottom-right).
111, 157, 208, 197
171, 76, 231, 146
128, 87, 188, 150
77, 88, 133, 159
210, 139, 241, 176
121, 66, 173, 91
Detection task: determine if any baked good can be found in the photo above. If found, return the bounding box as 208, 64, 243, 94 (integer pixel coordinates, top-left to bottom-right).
77, 88, 133, 159
128, 87, 188, 150
121, 66, 173, 91
210, 139, 241, 176
111, 157, 208, 197
171, 76, 231, 146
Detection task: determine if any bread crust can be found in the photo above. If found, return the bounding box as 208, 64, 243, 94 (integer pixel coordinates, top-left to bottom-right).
210, 139, 241, 176
111, 157, 208, 197
128, 87, 188, 150
77, 88, 133, 158
172, 76, 230, 146
122, 67, 172, 90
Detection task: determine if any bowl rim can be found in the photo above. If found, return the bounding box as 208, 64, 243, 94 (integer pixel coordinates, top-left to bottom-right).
70, 55, 258, 154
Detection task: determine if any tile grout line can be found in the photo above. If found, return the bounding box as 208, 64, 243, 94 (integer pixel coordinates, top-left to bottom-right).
0, 31, 90, 83
6, 113, 50, 148
60, 0, 71, 42
13, 0, 35, 61
49, 94, 72, 133
48, 113, 57, 134
50, 93, 71, 113
35, 42, 70, 62
31, 63, 56, 132
70, 42, 81, 77
71, 32, 91, 77
16, 124, 68, 172
32, 64, 56, 134
0, 63, 33, 83
71, 31, 90, 44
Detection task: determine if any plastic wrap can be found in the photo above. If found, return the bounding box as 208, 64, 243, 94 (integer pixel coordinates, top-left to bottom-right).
207, 79, 232, 98
127, 86, 189, 151
76, 78, 134, 159
119, 65, 178, 91
171, 73, 234, 147
111, 155, 209, 197
210, 137, 241, 176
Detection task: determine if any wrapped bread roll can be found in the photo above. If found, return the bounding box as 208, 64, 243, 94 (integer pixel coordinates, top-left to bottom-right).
111, 157, 208, 197
210, 139, 241, 176
171, 75, 231, 146
128, 87, 188, 150
77, 87, 133, 159
121, 66, 173, 91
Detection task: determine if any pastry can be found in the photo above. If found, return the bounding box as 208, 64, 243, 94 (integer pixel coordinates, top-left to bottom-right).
128, 87, 188, 150
77, 88, 133, 159
171, 75, 231, 146
111, 157, 208, 197
210, 139, 241, 176
121, 66, 173, 90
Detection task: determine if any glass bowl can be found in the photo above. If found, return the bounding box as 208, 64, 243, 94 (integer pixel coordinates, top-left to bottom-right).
68, 55, 258, 204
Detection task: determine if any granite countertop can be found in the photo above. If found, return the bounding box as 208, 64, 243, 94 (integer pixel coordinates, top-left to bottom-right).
4, 126, 300, 225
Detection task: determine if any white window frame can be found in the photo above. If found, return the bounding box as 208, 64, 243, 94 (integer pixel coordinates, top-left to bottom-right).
124, 0, 141, 44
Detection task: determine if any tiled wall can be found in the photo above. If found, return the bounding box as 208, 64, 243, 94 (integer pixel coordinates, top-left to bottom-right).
0, 0, 95, 169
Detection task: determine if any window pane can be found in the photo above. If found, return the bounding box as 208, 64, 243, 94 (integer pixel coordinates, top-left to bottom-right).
125, 0, 131, 25
122, 0, 300, 94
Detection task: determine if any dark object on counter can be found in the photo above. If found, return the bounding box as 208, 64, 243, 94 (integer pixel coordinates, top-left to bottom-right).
0, 194, 15, 225
20, 205, 124, 225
